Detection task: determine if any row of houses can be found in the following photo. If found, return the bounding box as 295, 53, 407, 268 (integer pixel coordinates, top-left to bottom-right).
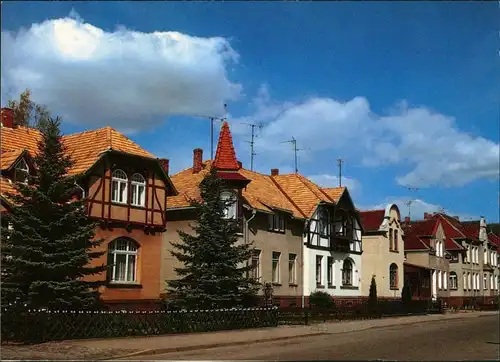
1, 107, 499, 309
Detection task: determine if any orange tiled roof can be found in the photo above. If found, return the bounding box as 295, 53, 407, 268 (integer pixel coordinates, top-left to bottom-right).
0, 177, 16, 196
0, 125, 158, 201
1, 149, 25, 170
212, 121, 240, 171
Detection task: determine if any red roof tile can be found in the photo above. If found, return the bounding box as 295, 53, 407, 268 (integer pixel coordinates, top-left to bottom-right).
359, 210, 385, 232
488, 232, 500, 248
213, 121, 240, 171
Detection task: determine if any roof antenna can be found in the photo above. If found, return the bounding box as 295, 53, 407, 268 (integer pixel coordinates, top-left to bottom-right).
190, 104, 226, 160
280, 137, 309, 173
243, 122, 263, 171
337, 158, 344, 187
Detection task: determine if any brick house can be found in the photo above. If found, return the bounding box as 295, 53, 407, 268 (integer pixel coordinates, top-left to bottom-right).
359, 204, 405, 299
163, 121, 363, 306
0, 107, 177, 309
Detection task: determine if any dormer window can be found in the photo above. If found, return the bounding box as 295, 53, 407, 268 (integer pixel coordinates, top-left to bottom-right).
318, 208, 329, 237
13, 158, 29, 184
268, 212, 285, 233
220, 191, 237, 219
130, 173, 146, 207
111, 169, 128, 204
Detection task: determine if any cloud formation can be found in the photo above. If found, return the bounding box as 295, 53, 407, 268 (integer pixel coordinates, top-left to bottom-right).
307, 174, 361, 194
233, 86, 499, 188
1, 13, 241, 132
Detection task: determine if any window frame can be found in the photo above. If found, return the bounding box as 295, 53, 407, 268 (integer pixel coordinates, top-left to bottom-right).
288, 253, 297, 285
13, 158, 29, 184
130, 173, 146, 207
250, 249, 261, 280
111, 169, 128, 204
315, 255, 323, 287
327, 256, 334, 287
318, 208, 329, 237
268, 213, 286, 233
109, 238, 139, 284
342, 259, 353, 286
394, 229, 399, 251
449, 272, 458, 290
389, 229, 394, 251
272, 251, 281, 284
389, 263, 398, 289
220, 190, 237, 220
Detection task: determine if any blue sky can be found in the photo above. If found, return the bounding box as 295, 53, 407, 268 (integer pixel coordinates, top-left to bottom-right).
1, 1, 499, 222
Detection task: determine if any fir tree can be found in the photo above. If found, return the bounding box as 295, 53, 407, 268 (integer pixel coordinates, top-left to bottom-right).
402, 279, 412, 304
167, 167, 259, 309
368, 275, 378, 315
1, 117, 107, 310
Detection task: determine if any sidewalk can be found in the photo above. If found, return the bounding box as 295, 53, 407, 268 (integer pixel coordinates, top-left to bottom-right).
1, 311, 497, 361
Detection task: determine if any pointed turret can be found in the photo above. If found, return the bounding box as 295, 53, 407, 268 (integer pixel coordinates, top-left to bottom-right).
213, 121, 240, 171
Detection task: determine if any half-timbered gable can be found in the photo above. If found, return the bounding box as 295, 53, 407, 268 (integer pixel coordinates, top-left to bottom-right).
0, 107, 176, 307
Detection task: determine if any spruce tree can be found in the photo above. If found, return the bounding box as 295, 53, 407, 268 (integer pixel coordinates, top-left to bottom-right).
168, 167, 259, 309
1, 117, 107, 310
368, 275, 378, 315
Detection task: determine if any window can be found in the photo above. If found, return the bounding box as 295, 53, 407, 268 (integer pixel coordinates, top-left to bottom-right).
318, 209, 329, 236
438, 270, 442, 289
483, 274, 488, 290
394, 230, 399, 251
465, 245, 470, 263
463, 273, 467, 290
327, 257, 334, 287
272, 252, 281, 284
14, 158, 29, 184
389, 229, 393, 250
490, 274, 494, 290
109, 238, 138, 283
316, 255, 323, 286
389, 263, 398, 289
342, 259, 353, 286
443, 271, 447, 290
449, 272, 457, 290
484, 249, 488, 264
221, 191, 237, 219
130, 173, 146, 207
111, 169, 128, 203
250, 250, 261, 280
288, 254, 297, 284
268, 213, 285, 232
467, 272, 471, 290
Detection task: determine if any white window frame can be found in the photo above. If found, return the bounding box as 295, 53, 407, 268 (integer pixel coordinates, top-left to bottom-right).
250, 249, 261, 280
110, 238, 138, 283
318, 208, 329, 237
111, 169, 128, 204
315, 255, 323, 286
221, 191, 237, 220
483, 274, 488, 290
269, 213, 285, 232
272, 251, 281, 284
342, 259, 353, 286
288, 253, 297, 284
443, 271, 447, 290
327, 256, 334, 287
130, 173, 146, 207
438, 270, 442, 289
450, 272, 458, 290
14, 158, 29, 184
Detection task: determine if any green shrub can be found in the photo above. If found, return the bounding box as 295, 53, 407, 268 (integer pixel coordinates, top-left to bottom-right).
309, 291, 335, 309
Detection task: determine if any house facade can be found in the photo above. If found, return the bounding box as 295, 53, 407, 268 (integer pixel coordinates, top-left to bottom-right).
163, 121, 362, 306
0, 107, 176, 309
402, 215, 452, 301
359, 204, 405, 299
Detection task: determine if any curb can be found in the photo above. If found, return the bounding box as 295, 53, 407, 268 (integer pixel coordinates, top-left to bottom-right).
101, 332, 329, 360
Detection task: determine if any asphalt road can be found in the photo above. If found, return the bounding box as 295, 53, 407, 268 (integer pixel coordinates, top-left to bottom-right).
127, 315, 500, 361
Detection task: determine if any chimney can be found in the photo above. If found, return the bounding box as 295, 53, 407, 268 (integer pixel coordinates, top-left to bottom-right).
424, 212, 431, 220
159, 158, 169, 175
271, 168, 279, 176
404, 216, 410, 225
237, 160, 242, 169
193, 148, 203, 173
1, 108, 14, 128
453, 216, 459, 221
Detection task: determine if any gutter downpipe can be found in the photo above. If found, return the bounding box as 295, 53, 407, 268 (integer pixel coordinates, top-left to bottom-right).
302, 218, 310, 309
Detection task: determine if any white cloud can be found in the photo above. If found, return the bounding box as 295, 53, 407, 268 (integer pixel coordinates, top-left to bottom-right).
361, 198, 479, 222
234, 86, 500, 188
307, 174, 361, 193
1, 13, 241, 132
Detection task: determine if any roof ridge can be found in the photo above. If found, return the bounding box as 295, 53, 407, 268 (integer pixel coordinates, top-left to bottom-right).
295, 173, 331, 203
269, 175, 307, 218
436, 214, 467, 238
359, 209, 385, 213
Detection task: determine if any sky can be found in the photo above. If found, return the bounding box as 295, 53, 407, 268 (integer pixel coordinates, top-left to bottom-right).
1, 1, 499, 222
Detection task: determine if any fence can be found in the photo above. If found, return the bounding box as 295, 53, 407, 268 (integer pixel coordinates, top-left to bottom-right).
279, 299, 443, 325
1, 307, 279, 344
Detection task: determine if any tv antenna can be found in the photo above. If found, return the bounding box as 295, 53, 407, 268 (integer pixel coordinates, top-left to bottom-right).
280, 137, 309, 173
191, 104, 227, 160
404, 200, 414, 219
243, 122, 263, 171
337, 158, 344, 187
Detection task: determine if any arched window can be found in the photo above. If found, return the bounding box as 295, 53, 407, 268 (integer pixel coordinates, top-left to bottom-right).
220, 191, 237, 219
318, 208, 329, 237
389, 229, 393, 250
109, 238, 138, 283
131, 173, 146, 207
394, 230, 399, 251
111, 169, 128, 204
14, 158, 29, 184
389, 263, 398, 289
342, 259, 353, 286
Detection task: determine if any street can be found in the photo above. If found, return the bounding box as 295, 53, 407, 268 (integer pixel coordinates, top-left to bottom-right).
124, 315, 500, 361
